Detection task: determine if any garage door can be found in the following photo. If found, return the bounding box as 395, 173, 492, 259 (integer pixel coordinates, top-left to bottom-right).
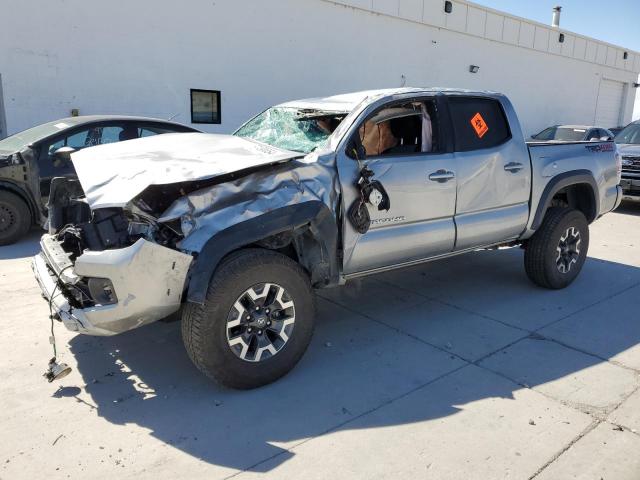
595, 79, 625, 128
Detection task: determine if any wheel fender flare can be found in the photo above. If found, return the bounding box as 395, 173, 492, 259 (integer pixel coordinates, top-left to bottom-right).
186, 201, 339, 304
531, 170, 598, 230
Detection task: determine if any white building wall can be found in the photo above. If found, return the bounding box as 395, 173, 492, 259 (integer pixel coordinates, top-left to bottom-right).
0, 0, 638, 138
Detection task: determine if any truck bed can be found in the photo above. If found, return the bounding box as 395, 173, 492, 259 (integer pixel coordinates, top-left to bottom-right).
523, 140, 621, 238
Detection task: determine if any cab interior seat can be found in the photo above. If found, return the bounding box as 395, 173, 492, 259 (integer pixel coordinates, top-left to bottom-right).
385, 115, 422, 154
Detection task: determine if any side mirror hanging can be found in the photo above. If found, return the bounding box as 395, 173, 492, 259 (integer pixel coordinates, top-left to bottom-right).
348, 166, 391, 235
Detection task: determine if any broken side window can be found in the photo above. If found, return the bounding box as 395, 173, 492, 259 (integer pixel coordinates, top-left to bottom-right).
358, 100, 440, 158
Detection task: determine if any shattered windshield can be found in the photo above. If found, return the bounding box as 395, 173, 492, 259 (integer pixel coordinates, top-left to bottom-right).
234, 107, 346, 154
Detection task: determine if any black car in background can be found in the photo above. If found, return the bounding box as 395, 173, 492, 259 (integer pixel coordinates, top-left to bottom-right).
0, 116, 198, 245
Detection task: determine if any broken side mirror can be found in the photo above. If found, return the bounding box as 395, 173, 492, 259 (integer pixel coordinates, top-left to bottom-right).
53, 146, 76, 168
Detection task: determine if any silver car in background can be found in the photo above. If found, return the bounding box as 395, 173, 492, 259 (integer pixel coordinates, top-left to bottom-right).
531, 125, 614, 142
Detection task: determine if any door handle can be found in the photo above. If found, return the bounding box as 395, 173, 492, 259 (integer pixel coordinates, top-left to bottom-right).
504, 162, 524, 173
429, 169, 455, 183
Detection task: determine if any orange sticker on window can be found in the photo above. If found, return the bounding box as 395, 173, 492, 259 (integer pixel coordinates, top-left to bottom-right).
471, 113, 489, 138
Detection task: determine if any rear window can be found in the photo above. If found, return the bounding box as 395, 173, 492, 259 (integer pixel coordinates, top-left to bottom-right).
448, 97, 511, 152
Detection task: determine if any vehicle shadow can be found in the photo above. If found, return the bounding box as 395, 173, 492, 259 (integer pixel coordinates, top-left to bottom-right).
0, 229, 41, 260
67, 248, 640, 473
616, 200, 640, 216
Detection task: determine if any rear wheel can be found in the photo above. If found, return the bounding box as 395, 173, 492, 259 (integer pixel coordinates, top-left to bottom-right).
524, 208, 589, 289
182, 249, 315, 389
0, 191, 31, 246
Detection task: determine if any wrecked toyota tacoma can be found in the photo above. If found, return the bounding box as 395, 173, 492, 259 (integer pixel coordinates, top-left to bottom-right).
33, 88, 623, 389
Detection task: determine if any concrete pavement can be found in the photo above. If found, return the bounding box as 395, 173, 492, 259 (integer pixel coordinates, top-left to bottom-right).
1, 202, 639, 479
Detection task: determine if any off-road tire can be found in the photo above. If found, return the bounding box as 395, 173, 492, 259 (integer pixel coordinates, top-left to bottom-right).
182, 248, 315, 389
0, 191, 31, 246
524, 207, 589, 289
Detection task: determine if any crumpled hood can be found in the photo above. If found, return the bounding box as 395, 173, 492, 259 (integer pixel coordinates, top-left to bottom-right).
617, 143, 640, 156
71, 133, 300, 209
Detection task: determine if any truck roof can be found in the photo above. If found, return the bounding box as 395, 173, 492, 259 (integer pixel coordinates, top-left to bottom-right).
278, 87, 502, 112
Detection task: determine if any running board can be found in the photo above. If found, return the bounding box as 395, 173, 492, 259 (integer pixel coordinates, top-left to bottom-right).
342, 239, 520, 281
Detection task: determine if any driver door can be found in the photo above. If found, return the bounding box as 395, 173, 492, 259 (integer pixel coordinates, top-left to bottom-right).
337, 96, 457, 275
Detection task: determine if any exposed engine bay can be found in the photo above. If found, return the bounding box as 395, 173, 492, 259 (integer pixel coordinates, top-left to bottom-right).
46, 166, 267, 258
48, 178, 184, 260
44, 176, 198, 310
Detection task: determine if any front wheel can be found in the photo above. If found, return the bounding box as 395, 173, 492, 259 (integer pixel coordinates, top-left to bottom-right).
524, 208, 589, 289
0, 191, 31, 246
182, 249, 315, 389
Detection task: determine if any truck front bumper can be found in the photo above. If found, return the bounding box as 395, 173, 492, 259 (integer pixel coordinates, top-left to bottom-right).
32, 236, 193, 336
620, 177, 640, 202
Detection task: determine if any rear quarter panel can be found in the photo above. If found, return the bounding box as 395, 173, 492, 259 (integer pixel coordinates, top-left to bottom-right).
522, 141, 619, 239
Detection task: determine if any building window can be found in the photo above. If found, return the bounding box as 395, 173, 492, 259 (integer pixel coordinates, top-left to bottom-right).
190, 89, 221, 124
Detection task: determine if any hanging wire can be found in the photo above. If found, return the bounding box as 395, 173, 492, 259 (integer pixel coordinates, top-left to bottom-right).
48, 265, 74, 359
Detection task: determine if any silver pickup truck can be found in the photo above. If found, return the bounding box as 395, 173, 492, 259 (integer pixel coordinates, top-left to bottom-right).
33, 88, 623, 389
616, 120, 640, 201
